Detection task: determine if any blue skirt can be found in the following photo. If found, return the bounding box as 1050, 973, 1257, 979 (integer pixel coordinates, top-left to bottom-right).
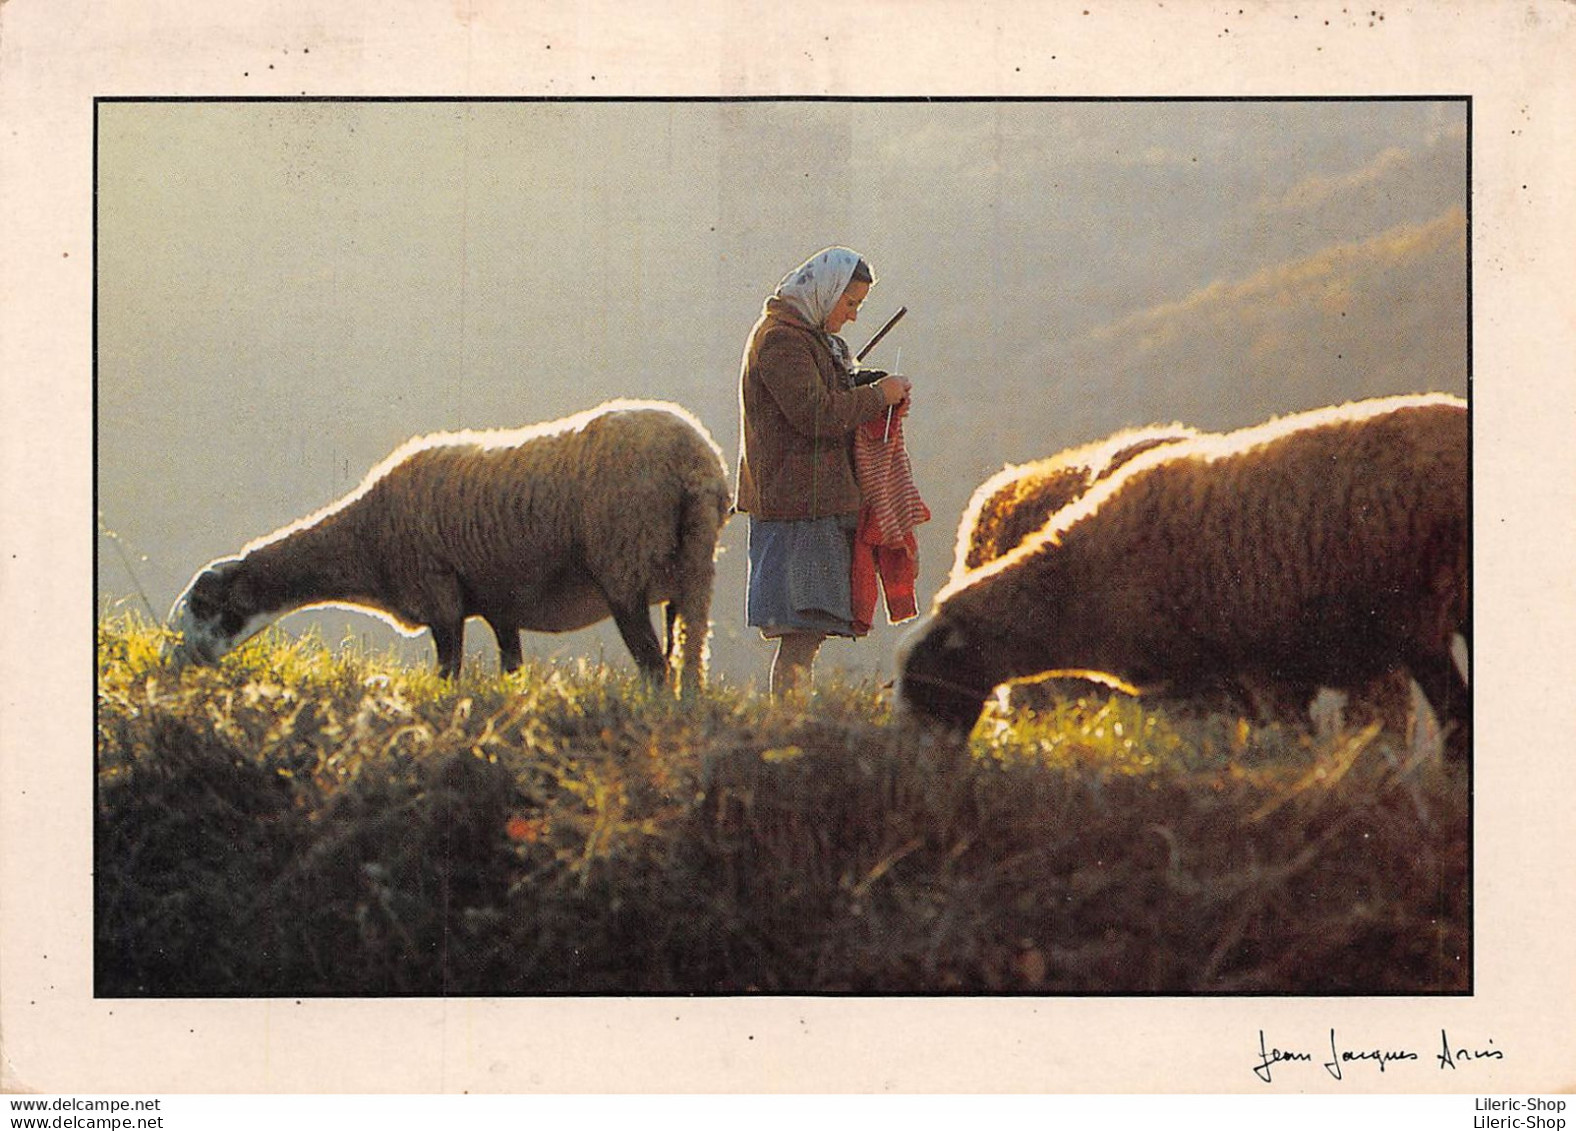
746, 515, 859, 638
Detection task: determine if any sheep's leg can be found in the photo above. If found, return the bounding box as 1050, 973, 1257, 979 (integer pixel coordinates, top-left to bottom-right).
670, 583, 714, 697
1231, 675, 1309, 725
668, 486, 722, 694
1406, 647, 1470, 761
607, 596, 668, 681
488, 618, 523, 673
431, 620, 466, 679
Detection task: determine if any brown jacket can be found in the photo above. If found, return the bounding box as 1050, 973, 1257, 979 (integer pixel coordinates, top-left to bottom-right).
734, 297, 890, 520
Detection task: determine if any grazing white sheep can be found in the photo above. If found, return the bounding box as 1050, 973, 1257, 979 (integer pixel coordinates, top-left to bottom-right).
167, 399, 732, 690
898, 394, 1469, 756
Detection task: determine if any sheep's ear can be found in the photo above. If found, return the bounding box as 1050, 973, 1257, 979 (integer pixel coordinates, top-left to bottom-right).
196, 559, 239, 594
938, 621, 971, 653
226, 570, 256, 610
200, 560, 251, 612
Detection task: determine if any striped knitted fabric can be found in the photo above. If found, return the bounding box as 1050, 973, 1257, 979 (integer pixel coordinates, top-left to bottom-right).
853, 410, 931, 545
850, 409, 930, 634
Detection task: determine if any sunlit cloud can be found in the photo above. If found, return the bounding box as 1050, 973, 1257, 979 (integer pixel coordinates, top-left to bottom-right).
1087, 206, 1466, 352
1257, 145, 1416, 214
1040, 206, 1469, 436
1256, 118, 1465, 218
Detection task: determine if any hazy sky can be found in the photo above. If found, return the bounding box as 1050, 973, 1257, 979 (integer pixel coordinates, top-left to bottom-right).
96, 98, 1468, 684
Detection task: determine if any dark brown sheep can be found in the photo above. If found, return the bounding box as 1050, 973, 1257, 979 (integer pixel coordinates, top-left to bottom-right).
167, 399, 732, 690
953, 423, 1198, 578
898, 394, 1469, 755
952, 420, 1430, 739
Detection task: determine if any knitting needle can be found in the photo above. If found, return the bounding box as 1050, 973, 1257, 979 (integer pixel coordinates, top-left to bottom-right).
883, 347, 902, 443
856, 305, 907, 363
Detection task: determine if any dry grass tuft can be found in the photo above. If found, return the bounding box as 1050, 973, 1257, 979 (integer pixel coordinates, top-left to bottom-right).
95, 612, 1469, 996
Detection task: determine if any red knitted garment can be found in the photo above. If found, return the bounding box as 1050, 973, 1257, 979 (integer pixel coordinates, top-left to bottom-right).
851, 408, 930, 634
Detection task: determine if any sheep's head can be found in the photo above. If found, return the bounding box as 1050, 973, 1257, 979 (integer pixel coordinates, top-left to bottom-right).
893, 612, 999, 735
165, 558, 269, 668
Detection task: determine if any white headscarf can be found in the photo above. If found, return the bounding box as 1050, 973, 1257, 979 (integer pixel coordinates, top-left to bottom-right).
774, 246, 868, 330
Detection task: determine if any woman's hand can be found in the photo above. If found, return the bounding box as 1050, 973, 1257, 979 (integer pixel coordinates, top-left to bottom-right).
878, 375, 912, 406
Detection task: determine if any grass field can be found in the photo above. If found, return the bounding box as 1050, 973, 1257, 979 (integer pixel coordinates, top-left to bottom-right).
94, 611, 1469, 996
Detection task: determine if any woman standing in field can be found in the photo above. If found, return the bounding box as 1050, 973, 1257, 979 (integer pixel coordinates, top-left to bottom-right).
735, 247, 912, 697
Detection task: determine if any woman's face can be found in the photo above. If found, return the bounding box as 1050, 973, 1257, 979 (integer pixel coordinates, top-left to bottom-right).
823, 279, 870, 334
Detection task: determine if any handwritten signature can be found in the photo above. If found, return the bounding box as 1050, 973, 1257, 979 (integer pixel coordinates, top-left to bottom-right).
1252, 1028, 1505, 1083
